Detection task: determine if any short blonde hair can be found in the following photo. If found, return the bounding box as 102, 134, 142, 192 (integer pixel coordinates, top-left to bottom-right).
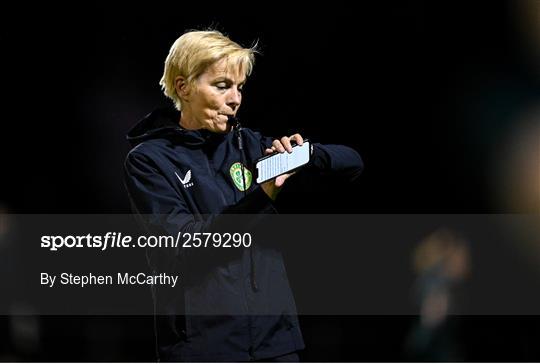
160, 30, 257, 111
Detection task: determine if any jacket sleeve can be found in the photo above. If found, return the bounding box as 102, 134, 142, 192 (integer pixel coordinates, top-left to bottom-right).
309, 143, 364, 182
124, 150, 276, 264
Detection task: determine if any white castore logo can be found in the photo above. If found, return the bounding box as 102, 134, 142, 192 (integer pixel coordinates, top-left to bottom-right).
175, 170, 194, 188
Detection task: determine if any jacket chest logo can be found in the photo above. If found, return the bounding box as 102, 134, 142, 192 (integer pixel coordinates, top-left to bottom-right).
175, 170, 194, 188
229, 162, 252, 191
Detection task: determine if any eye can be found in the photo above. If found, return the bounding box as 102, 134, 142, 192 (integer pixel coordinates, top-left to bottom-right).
215, 82, 228, 90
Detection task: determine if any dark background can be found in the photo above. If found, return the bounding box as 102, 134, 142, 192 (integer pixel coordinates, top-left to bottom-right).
1, 0, 539, 361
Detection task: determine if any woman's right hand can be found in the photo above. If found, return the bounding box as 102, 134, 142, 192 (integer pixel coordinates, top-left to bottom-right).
260, 134, 303, 201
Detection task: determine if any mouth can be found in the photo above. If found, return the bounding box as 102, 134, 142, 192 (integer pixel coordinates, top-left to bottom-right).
218, 113, 236, 124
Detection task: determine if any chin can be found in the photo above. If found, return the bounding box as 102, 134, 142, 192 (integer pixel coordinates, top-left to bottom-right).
212, 123, 230, 134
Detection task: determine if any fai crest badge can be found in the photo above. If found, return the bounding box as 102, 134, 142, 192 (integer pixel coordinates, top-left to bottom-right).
229, 162, 252, 191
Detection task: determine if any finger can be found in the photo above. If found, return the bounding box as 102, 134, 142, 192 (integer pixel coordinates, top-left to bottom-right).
274, 174, 288, 188
272, 140, 285, 153
265, 148, 274, 155
289, 133, 303, 146
281, 136, 293, 153
275, 170, 297, 187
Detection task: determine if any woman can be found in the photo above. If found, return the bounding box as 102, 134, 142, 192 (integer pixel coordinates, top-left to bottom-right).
124, 30, 363, 362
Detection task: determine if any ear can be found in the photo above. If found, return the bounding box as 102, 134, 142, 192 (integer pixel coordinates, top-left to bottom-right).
174, 75, 191, 101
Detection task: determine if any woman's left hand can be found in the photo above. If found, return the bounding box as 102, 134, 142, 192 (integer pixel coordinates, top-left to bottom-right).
264, 134, 304, 154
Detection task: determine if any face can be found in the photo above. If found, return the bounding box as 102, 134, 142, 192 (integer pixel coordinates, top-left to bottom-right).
180, 57, 246, 133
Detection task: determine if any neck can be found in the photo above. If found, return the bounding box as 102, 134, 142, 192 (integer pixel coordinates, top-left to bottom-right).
179, 110, 199, 130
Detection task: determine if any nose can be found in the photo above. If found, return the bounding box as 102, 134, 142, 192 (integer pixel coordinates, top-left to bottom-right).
226, 87, 241, 110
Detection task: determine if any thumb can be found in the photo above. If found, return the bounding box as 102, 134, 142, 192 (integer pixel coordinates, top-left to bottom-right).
274, 174, 288, 188
274, 171, 296, 187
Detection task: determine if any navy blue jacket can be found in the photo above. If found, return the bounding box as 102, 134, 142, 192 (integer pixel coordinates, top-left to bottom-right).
124, 108, 363, 361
